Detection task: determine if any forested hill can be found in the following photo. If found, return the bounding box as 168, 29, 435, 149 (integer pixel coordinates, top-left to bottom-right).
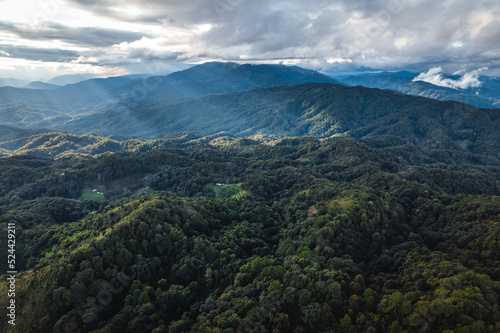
1, 134, 500, 332
0, 61, 500, 332
0, 63, 345, 134
119, 62, 344, 103
1, 63, 499, 160
58, 82, 500, 156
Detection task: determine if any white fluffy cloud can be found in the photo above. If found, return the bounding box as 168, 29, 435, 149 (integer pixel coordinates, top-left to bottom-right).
413, 67, 487, 89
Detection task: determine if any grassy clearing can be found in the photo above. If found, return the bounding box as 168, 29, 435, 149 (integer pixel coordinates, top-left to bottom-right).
206, 183, 248, 199
79, 188, 105, 201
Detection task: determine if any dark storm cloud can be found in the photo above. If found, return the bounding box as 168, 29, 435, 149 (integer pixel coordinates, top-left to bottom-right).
0, 44, 79, 62
0, 21, 146, 47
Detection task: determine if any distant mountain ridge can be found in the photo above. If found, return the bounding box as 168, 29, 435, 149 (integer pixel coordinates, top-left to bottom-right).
40, 82, 499, 157
46, 73, 103, 86
337, 73, 500, 108
118, 62, 344, 104
0, 62, 345, 124
22, 81, 60, 90
0, 62, 499, 158
0, 77, 30, 88
0, 62, 343, 108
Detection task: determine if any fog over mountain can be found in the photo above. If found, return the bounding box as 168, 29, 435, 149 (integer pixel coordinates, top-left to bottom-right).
337, 68, 500, 109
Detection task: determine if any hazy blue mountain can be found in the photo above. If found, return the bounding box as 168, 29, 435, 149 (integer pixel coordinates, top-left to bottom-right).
331, 70, 418, 80
22, 81, 61, 90
0, 77, 30, 88
46, 73, 102, 85
55, 82, 500, 156
0, 62, 344, 114
0, 87, 68, 107
0, 76, 134, 109
117, 62, 345, 105
337, 74, 500, 108
0, 101, 70, 128
56, 76, 134, 103
355, 70, 418, 78
121, 74, 152, 80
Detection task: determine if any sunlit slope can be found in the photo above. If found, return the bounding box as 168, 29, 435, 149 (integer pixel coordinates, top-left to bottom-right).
60, 82, 500, 155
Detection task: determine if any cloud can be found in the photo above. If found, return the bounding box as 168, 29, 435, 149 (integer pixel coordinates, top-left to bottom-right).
0, 56, 126, 80
112, 36, 187, 61
174, 0, 500, 74
2, 0, 500, 79
0, 45, 80, 62
64, 0, 228, 26
0, 21, 146, 47
413, 67, 487, 89
327, 58, 352, 64
71, 55, 99, 64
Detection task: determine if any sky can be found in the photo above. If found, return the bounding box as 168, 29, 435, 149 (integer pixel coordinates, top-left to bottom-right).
0, 0, 499, 81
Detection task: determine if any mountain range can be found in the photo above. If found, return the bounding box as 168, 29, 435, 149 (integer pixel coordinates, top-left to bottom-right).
0, 62, 499, 162
0, 77, 31, 88
1, 62, 500, 333
336, 72, 500, 108
0, 62, 499, 159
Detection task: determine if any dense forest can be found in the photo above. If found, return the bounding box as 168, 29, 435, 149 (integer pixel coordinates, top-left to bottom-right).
0, 60, 499, 333
1, 131, 499, 332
